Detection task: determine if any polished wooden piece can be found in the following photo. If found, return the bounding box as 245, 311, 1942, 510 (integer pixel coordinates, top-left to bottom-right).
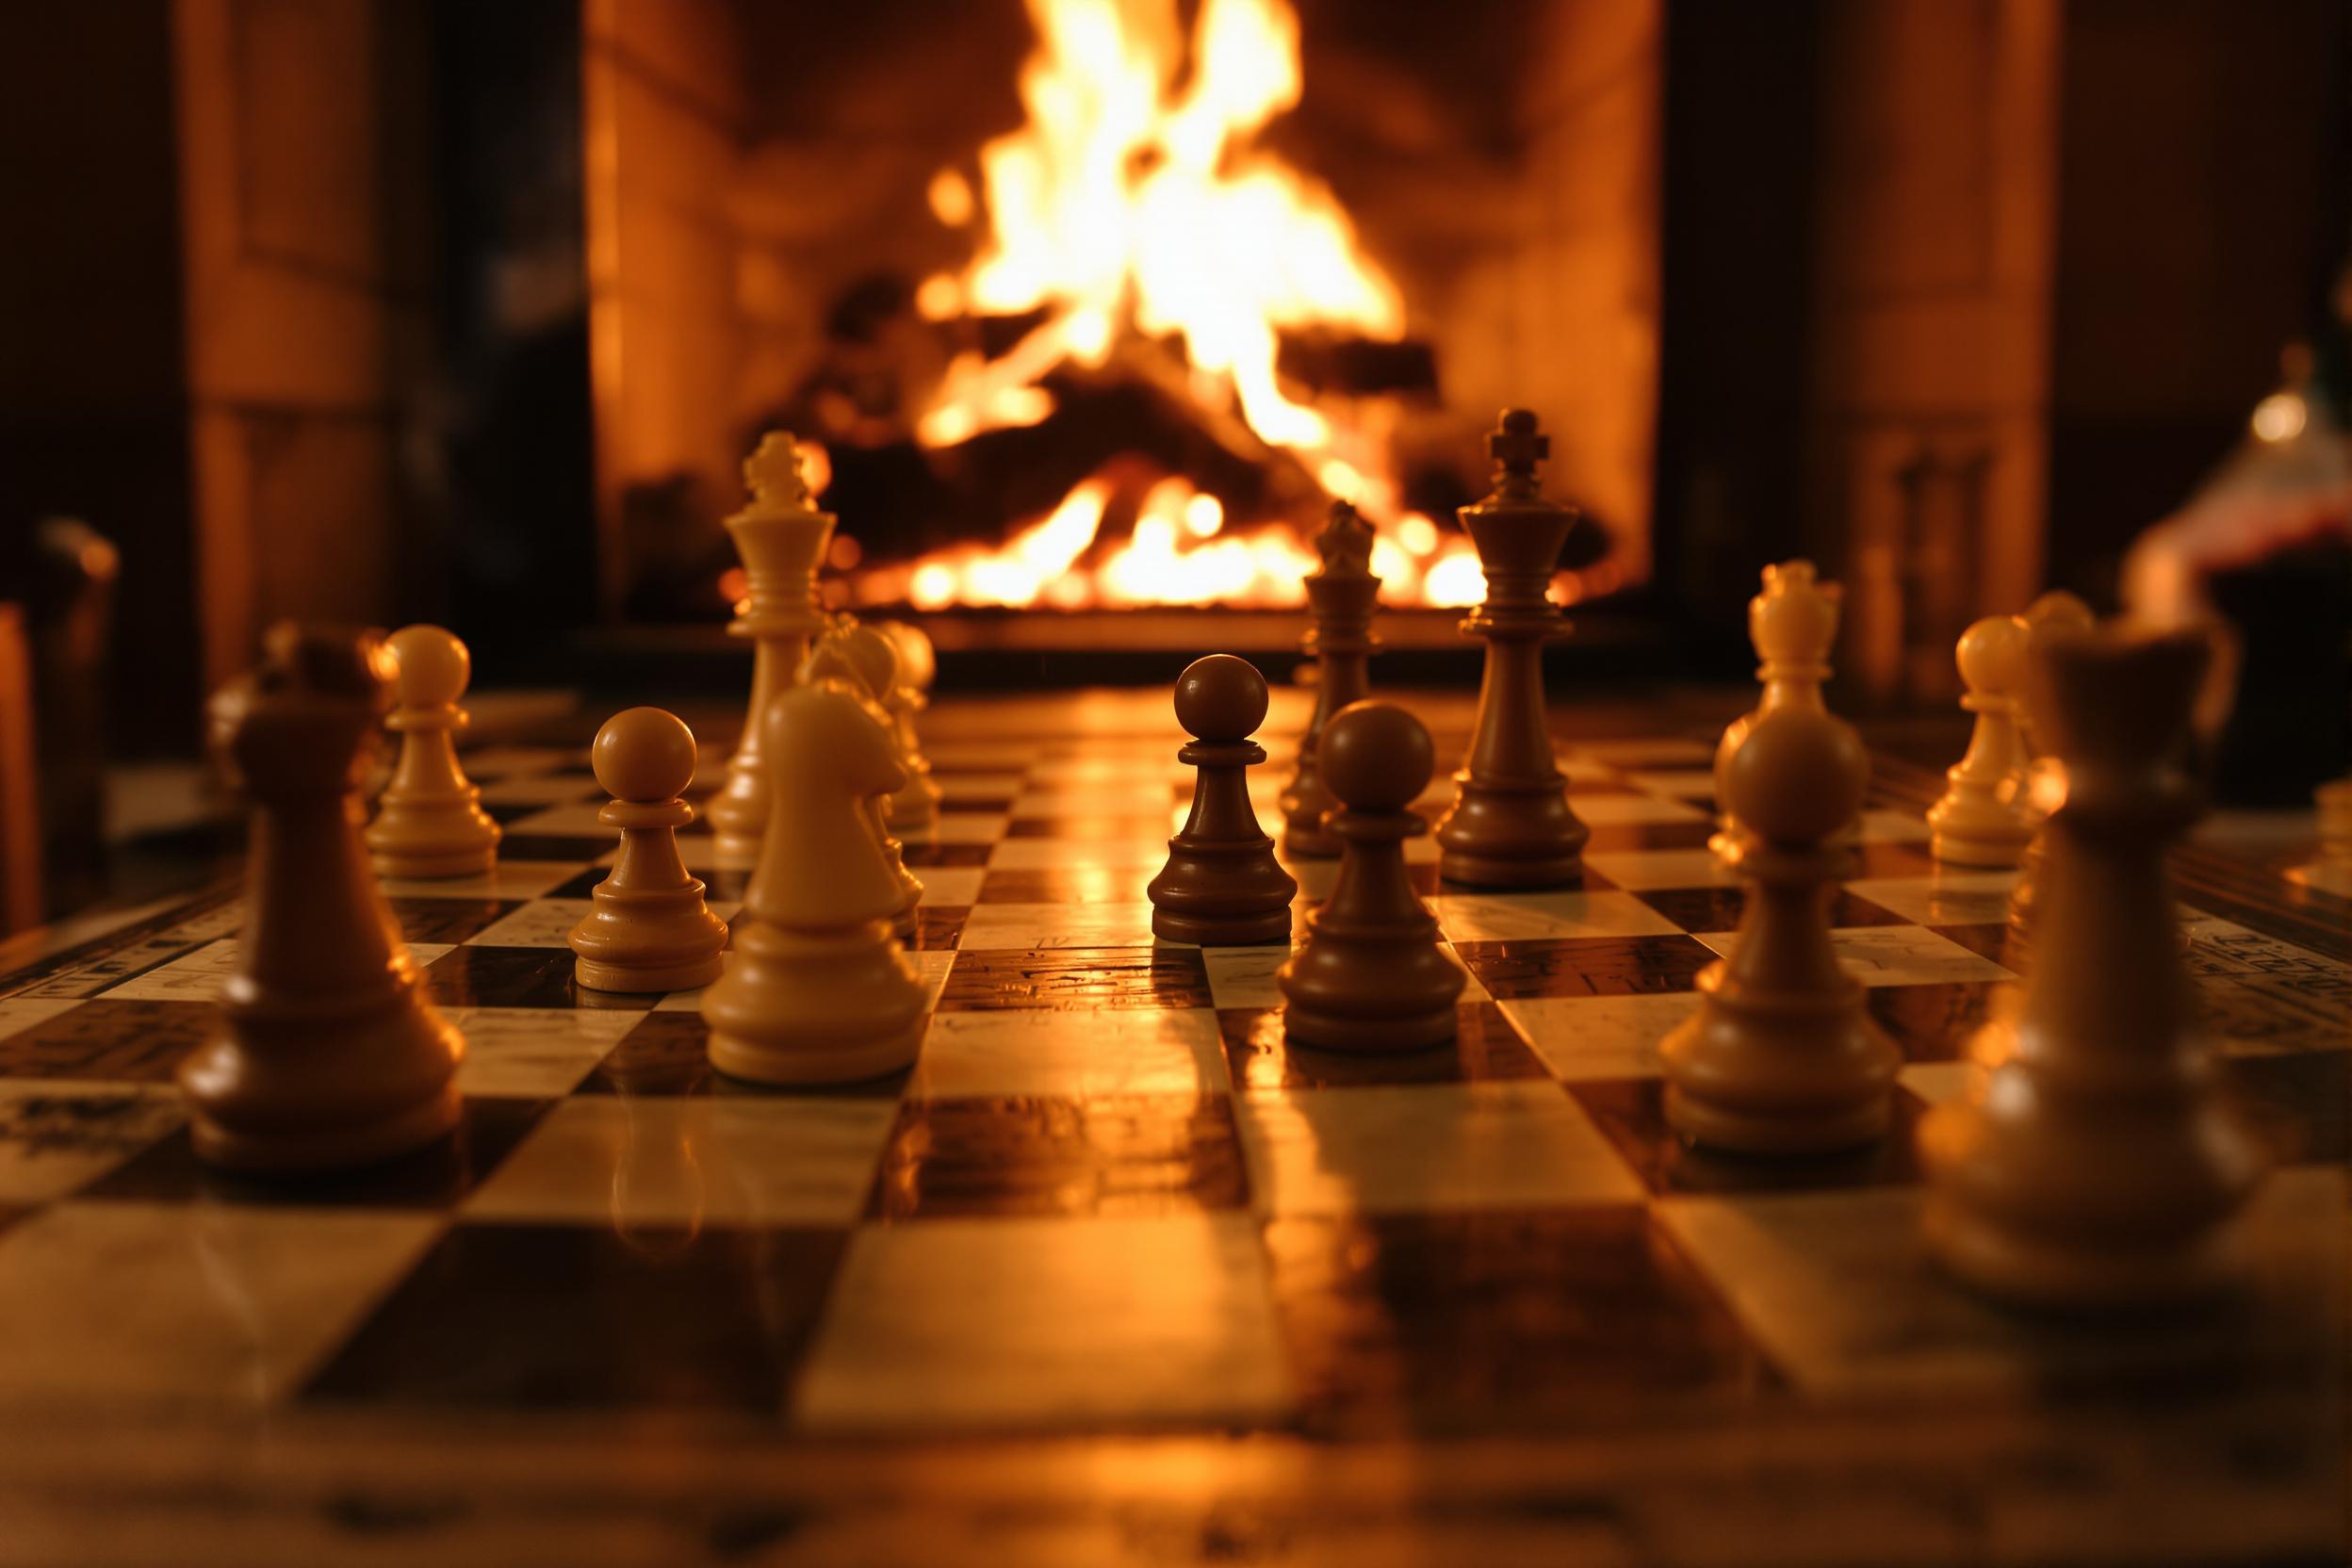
1713, 560, 1840, 856
568, 708, 728, 993
879, 620, 943, 843
804, 623, 923, 942
1661, 706, 1899, 1152
707, 433, 836, 866
702, 680, 925, 1085
1433, 410, 1588, 888
364, 625, 501, 878
1150, 655, 1297, 944
1927, 614, 2034, 867
1280, 701, 1463, 1049
179, 624, 466, 1169
1278, 502, 1380, 858
2006, 590, 2098, 937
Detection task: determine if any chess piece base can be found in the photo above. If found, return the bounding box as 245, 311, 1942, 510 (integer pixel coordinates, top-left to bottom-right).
369, 843, 498, 879
178, 983, 466, 1172
1929, 818, 2034, 869
710, 830, 762, 870
702, 919, 925, 1086
1282, 997, 1457, 1054
1152, 906, 1291, 945
1433, 776, 1588, 890
1921, 1188, 2254, 1314
366, 793, 501, 880
1658, 970, 1899, 1153
576, 953, 726, 994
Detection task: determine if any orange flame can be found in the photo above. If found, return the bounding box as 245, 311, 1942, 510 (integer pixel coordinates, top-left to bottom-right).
865, 0, 1494, 610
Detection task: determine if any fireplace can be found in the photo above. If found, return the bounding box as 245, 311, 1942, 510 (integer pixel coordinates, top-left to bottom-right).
570, 0, 1660, 643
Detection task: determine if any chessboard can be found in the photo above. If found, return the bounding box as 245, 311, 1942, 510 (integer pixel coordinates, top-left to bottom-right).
0, 687, 2344, 1565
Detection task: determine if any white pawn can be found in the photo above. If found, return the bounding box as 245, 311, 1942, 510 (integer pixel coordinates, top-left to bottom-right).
1928, 614, 2034, 867
569, 708, 729, 993
702, 681, 926, 1085
802, 622, 923, 941
366, 625, 501, 878
879, 621, 942, 842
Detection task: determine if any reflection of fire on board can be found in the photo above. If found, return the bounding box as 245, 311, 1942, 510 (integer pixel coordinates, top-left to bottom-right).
769, 0, 1617, 616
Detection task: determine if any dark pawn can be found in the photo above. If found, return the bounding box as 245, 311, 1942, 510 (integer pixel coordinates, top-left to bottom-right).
1280, 702, 1465, 1050
1150, 655, 1298, 944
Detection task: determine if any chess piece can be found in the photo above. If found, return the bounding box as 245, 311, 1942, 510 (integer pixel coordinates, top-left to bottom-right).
702, 680, 926, 1085
1713, 561, 1841, 857
364, 625, 501, 878
1927, 614, 2035, 867
568, 707, 729, 993
878, 620, 943, 842
1150, 655, 1298, 944
707, 433, 837, 866
2007, 591, 2098, 939
801, 624, 923, 941
1921, 625, 2268, 1309
1660, 706, 1899, 1152
1279, 702, 1463, 1050
2287, 775, 2352, 895
179, 624, 466, 1170
1279, 500, 1381, 858
1433, 410, 1588, 888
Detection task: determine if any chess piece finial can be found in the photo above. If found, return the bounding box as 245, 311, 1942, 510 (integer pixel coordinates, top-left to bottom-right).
1661, 704, 1899, 1152
569, 708, 729, 993
743, 430, 813, 510
1282, 504, 1385, 858
702, 681, 925, 1085
1314, 498, 1377, 578
708, 430, 838, 868
1279, 701, 1464, 1051
365, 624, 503, 879
1432, 409, 1588, 887
181, 623, 466, 1170
1488, 408, 1548, 501
1928, 614, 2035, 867
1922, 624, 2268, 1309
1151, 655, 1298, 944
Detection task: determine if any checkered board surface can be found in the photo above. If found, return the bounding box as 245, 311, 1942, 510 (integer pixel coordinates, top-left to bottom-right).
0, 690, 2342, 1438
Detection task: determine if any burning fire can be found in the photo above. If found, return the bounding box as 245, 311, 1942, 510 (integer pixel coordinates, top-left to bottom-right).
842, 0, 1495, 611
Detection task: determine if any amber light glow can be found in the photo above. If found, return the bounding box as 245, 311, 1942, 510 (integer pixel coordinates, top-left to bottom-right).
849, 0, 1494, 611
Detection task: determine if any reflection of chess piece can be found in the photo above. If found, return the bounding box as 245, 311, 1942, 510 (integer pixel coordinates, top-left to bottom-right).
569, 708, 729, 993
708, 433, 836, 867
1923, 625, 2268, 1310
703, 681, 926, 1085
802, 624, 923, 941
879, 621, 943, 843
1279, 702, 1462, 1050
1713, 562, 1841, 857
181, 624, 466, 1170
1432, 411, 1588, 888
1661, 706, 1899, 1153
1928, 615, 2034, 867
1280, 501, 1381, 858
365, 625, 501, 878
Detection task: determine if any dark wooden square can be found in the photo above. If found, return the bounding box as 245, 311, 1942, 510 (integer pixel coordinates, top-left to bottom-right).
1930, 922, 2016, 964
580, 1011, 911, 1101
1004, 815, 1173, 841
2228, 1050, 2350, 1167
867, 1093, 1248, 1220
302, 1222, 848, 1413
1567, 1077, 1927, 1196
384, 896, 525, 945
977, 868, 1157, 904
497, 834, 621, 862
0, 999, 214, 1082
1218, 1004, 1549, 1091
902, 842, 996, 869
1867, 981, 2009, 1062
936, 945, 1214, 1012
1451, 935, 1717, 999
1633, 886, 1908, 935
81, 1097, 550, 1208
1579, 821, 1721, 854
422, 947, 657, 1011
1263, 1207, 1772, 1430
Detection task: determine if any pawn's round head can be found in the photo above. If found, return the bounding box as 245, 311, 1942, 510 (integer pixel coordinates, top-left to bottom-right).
1725, 707, 1868, 846
592, 706, 697, 804
1955, 613, 2030, 694
839, 623, 902, 700
386, 624, 470, 708
1320, 701, 1432, 811
1173, 654, 1268, 741
883, 621, 937, 692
